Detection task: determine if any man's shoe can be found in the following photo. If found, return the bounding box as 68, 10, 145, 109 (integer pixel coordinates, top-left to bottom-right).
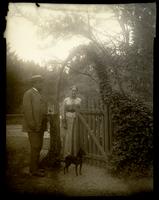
30, 171, 45, 177
39, 168, 45, 173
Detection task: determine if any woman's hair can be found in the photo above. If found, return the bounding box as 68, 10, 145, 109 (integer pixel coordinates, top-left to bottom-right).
71, 85, 78, 92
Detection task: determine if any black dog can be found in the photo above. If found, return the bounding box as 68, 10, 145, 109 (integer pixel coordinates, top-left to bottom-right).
64, 148, 86, 176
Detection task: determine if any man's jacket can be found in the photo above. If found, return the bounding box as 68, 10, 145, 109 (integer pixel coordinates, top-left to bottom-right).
22, 88, 47, 132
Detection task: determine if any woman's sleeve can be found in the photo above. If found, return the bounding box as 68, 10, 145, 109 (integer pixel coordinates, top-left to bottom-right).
79, 98, 82, 105
78, 98, 82, 108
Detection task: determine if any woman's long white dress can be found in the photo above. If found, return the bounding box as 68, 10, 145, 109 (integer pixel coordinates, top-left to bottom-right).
61, 97, 81, 157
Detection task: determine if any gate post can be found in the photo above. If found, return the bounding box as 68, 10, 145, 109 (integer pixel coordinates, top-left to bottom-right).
49, 113, 61, 160
108, 105, 112, 153
40, 112, 61, 168
104, 105, 109, 154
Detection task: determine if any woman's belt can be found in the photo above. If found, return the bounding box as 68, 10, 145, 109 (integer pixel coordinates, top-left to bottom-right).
66, 110, 75, 113
66, 111, 76, 118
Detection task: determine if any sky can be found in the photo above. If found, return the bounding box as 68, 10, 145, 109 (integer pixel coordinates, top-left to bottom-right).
5, 3, 122, 66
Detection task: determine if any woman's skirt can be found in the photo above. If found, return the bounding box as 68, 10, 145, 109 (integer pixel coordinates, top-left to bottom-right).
60, 115, 79, 157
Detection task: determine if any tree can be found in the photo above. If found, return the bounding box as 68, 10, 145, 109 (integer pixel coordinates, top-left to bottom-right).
112, 4, 155, 104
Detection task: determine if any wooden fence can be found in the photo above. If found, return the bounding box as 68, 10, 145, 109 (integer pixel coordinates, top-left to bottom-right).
6, 114, 24, 125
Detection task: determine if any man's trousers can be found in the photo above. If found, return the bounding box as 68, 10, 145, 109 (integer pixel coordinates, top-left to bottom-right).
28, 131, 44, 173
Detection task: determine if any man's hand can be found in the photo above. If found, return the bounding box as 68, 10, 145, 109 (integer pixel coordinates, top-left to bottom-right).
62, 118, 68, 129
36, 125, 42, 132
28, 122, 36, 131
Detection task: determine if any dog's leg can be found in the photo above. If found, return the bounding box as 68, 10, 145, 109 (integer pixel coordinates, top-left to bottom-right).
75, 165, 78, 176
64, 162, 69, 174
79, 163, 82, 175
66, 165, 69, 173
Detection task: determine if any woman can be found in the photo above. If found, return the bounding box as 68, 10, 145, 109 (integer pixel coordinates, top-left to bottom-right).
61, 86, 82, 158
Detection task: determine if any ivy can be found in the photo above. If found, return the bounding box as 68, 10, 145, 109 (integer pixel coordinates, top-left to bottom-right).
106, 93, 153, 177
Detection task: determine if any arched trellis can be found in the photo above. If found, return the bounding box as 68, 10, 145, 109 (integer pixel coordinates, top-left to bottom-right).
40, 45, 113, 167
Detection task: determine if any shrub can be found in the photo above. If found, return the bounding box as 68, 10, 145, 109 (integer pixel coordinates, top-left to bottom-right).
107, 93, 153, 177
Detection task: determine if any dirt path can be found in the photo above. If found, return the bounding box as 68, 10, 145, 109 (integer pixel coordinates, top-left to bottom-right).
6, 125, 153, 196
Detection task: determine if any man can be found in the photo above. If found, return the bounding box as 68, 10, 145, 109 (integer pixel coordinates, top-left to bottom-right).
22, 75, 47, 177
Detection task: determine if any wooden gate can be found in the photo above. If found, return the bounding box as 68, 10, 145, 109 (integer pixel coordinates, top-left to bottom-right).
73, 98, 112, 167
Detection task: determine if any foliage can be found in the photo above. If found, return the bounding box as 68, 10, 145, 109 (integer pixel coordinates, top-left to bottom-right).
112, 4, 155, 103
107, 93, 153, 177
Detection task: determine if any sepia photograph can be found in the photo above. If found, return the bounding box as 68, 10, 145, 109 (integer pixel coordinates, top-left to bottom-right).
5, 2, 155, 196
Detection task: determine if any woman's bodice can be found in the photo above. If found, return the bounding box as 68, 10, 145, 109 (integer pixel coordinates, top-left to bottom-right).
63, 97, 81, 118
64, 97, 81, 112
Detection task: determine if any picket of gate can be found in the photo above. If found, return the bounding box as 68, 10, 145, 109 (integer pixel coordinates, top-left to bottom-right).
73, 98, 112, 167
